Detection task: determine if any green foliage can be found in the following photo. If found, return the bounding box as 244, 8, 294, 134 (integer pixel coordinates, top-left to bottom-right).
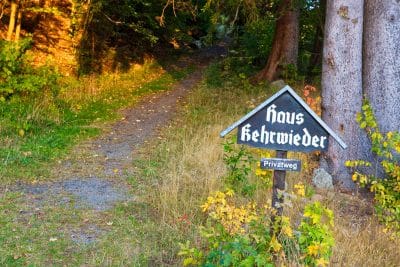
298, 0, 325, 78
204, 62, 224, 88
281, 63, 303, 85
222, 140, 258, 197
298, 202, 335, 267
179, 141, 335, 266
0, 39, 59, 99
77, 0, 203, 74
346, 100, 400, 235
78, 0, 162, 73
239, 17, 275, 65
204, 56, 262, 91
179, 191, 335, 266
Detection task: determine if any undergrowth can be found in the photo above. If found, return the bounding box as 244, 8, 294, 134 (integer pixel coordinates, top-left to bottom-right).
346, 100, 400, 236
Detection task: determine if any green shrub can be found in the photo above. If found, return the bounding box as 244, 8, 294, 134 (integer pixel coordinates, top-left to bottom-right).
298, 202, 335, 267
239, 17, 275, 66
346, 100, 400, 235
0, 39, 59, 100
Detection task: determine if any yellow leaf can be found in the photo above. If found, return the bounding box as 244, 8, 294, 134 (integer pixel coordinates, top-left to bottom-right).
315, 257, 329, 267
270, 236, 282, 252
307, 244, 320, 257
183, 257, 195, 266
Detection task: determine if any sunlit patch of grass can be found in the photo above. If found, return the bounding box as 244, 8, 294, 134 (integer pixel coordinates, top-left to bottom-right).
0, 60, 194, 183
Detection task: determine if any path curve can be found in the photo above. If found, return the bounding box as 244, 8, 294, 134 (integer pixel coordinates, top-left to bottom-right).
15, 45, 227, 215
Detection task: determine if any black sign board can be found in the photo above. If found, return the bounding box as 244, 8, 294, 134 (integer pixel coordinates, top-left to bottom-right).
220, 86, 347, 152
261, 158, 301, 172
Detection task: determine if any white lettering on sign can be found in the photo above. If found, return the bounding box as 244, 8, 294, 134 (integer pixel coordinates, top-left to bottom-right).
266, 104, 304, 125
240, 103, 328, 150
261, 158, 301, 172
240, 123, 327, 149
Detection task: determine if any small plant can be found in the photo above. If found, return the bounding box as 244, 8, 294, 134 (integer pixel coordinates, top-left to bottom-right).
222, 139, 256, 196
298, 202, 335, 267
222, 140, 273, 196
346, 100, 400, 235
204, 62, 224, 88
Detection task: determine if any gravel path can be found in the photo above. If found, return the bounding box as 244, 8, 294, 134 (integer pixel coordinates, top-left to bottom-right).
9, 45, 227, 243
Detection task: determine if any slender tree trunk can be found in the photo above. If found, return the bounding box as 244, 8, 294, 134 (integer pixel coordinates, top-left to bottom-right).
306, 0, 326, 80
253, 0, 299, 82
363, 0, 400, 133
7, 1, 18, 41
14, 4, 22, 41
321, 0, 366, 188
306, 22, 324, 79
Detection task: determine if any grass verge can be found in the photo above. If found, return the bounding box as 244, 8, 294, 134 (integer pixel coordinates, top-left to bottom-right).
0, 59, 193, 183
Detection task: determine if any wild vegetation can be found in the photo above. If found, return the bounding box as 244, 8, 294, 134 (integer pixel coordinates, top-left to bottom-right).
0, 0, 399, 266
133, 62, 399, 266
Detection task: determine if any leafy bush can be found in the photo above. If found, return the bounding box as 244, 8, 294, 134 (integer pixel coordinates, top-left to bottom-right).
179, 189, 334, 266
346, 100, 400, 235
298, 202, 335, 267
222, 140, 256, 196
239, 17, 275, 66
0, 39, 59, 100
179, 143, 335, 266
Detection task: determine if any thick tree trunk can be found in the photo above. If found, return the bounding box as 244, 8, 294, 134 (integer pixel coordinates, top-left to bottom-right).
253, 0, 299, 82
6, 1, 18, 41
363, 0, 400, 133
321, 0, 366, 188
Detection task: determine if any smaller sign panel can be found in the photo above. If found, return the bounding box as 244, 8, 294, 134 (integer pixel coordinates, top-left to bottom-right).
260, 158, 301, 172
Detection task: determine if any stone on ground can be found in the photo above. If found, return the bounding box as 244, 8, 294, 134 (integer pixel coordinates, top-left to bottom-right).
312, 168, 334, 190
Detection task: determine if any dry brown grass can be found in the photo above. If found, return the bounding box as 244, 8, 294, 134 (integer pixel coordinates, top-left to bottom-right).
329, 192, 400, 266
137, 78, 400, 266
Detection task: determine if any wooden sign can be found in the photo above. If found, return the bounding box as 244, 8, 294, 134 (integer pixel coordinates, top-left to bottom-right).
220, 86, 347, 151
261, 158, 301, 172
220, 86, 347, 219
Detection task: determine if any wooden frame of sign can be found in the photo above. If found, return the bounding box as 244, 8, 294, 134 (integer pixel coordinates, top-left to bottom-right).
221, 85, 347, 219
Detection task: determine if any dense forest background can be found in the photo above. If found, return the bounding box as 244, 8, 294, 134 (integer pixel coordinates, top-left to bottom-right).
0, 0, 323, 76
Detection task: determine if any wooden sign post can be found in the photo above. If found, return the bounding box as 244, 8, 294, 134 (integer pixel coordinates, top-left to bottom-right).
220, 85, 347, 219
271, 150, 287, 217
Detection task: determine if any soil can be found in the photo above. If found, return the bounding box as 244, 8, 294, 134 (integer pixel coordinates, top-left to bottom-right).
8, 45, 227, 244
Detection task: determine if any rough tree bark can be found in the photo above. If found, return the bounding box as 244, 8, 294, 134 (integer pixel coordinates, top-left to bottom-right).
253, 0, 299, 82
6, 0, 18, 41
321, 0, 366, 188
363, 0, 400, 133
